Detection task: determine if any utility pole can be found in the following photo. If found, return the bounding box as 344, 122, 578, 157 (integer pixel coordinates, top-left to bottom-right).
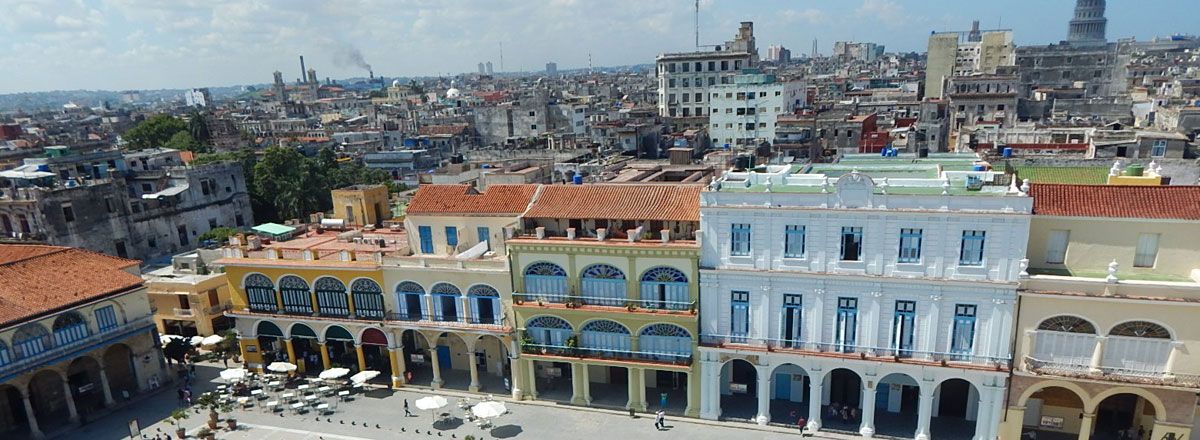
694, 0, 700, 50
499, 41, 504, 73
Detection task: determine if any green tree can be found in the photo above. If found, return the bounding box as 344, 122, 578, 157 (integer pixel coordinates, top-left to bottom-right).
188, 111, 212, 146
164, 131, 207, 153
198, 227, 239, 244
163, 338, 193, 365
252, 146, 323, 221
123, 113, 187, 150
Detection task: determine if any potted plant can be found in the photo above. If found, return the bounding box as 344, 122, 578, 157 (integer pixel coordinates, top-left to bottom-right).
195, 393, 232, 429
223, 401, 238, 430
565, 336, 579, 356
197, 426, 215, 440
170, 407, 190, 439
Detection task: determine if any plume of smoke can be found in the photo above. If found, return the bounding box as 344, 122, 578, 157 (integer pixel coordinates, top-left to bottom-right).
334, 46, 372, 72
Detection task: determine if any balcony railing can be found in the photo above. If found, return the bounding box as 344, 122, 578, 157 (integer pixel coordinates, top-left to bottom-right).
172, 308, 195, 318
204, 302, 232, 315
513, 293, 696, 313
230, 308, 508, 329
520, 343, 692, 366
1, 317, 154, 380
701, 334, 1010, 368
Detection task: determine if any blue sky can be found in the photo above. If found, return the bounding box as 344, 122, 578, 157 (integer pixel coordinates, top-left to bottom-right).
1, 0, 1196, 93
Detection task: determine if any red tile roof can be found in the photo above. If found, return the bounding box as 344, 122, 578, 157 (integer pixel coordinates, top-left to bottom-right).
0, 245, 143, 326
418, 124, 469, 137
406, 184, 537, 215
1029, 184, 1200, 220
525, 184, 702, 222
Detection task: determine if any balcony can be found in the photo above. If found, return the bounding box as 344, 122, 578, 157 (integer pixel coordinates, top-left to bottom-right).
520, 343, 692, 367
172, 308, 195, 318
513, 293, 696, 315
1023, 331, 1182, 385
0, 317, 155, 381
227, 306, 509, 332
701, 334, 1011, 370
204, 302, 232, 315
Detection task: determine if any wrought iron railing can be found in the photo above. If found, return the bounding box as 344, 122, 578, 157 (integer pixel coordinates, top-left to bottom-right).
513, 293, 695, 313
520, 343, 692, 365
0, 317, 154, 379
701, 334, 1010, 367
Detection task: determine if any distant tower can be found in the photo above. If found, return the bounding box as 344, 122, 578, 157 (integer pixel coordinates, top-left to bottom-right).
306, 68, 318, 84
272, 71, 287, 102
478, 62, 485, 74
485, 61, 494, 75
1068, 0, 1107, 45
967, 20, 982, 42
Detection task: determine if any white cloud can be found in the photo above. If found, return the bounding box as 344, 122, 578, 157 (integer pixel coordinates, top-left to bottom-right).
780, 8, 827, 25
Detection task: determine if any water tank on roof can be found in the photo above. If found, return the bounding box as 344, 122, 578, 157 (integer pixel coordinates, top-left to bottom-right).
572, 175, 583, 185
1002, 147, 1013, 158
972, 165, 986, 171
1125, 164, 1144, 176
450, 153, 464, 164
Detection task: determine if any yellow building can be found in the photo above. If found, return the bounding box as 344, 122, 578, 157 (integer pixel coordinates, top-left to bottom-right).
330, 184, 391, 227
0, 245, 166, 439
508, 184, 703, 417
1001, 184, 1200, 440
145, 252, 234, 337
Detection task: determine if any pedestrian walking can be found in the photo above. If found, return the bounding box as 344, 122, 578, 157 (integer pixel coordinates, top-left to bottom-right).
404, 399, 413, 417
654, 410, 665, 430
798, 416, 807, 434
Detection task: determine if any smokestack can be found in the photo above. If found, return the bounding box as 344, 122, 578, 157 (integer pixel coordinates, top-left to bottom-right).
299, 55, 306, 84
369, 70, 374, 79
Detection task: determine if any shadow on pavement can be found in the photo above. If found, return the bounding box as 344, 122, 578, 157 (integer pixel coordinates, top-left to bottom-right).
491, 424, 523, 438
433, 417, 464, 430
362, 388, 394, 399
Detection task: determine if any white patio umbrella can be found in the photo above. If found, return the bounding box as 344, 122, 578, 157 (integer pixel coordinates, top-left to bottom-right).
266, 362, 298, 373
219, 368, 247, 382
159, 334, 184, 345
470, 401, 507, 419
349, 370, 380, 384
200, 334, 225, 346
415, 395, 449, 420
319, 367, 350, 380
189, 336, 205, 346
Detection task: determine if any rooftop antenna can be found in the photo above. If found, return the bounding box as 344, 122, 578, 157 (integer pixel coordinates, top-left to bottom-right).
588, 52, 593, 74
694, 0, 700, 50
499, 42, 504, 73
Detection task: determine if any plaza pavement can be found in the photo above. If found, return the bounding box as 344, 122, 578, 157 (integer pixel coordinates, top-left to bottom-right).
56, 361, 857, 440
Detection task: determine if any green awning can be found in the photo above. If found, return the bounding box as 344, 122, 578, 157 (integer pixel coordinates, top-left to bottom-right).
257, 321, 283, 337
252, 222, 296, 237
324, 326, 354, 341
291, 323, 317, 338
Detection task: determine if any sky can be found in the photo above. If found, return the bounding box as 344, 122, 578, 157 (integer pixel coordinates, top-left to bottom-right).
1, 0, 1197, 94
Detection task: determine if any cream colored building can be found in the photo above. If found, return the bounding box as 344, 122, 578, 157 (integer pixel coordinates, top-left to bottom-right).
1002, 184, 1200, 440
145, 252, 234, 337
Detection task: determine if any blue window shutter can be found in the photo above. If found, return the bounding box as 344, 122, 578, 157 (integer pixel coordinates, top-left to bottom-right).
418, 226, 433, 254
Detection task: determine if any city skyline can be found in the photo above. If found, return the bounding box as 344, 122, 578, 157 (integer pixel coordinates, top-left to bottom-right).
1, 0, 1198, 94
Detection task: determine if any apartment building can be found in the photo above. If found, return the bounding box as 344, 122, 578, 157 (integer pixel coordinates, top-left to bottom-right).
656, 22, 758, 126
707, 72, 805, 148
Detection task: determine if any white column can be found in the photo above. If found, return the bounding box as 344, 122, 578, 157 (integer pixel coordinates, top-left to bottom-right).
62, 378, 79, 423
864, 292, 882, 354
1164, 341, 1184, 379
21, 389, 43, 439
1088, 336, 1107, 373
1077, 412, 1096, 440
429, 344, 444, 388
699, 359, 722, 420
860, 381, 877, 437
810, 290, 825, 350
924, 295, 942, 360
423, 293, 434, 320
974, 386, 995, 440
460, 296, 471, 323
807, 370, 824, 432
755, 365, 771, 425
98, 366, 116, 407
915, 386, 935, 440
467, 352, 481, 392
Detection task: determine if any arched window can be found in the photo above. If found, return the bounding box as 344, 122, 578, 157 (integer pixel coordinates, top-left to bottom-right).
581, 264, 626, 306
279, 275, 312, 314
468, 285, 502, 325
523, 262, 567, 303
314, 277, 349, 316
244, 274, 277, 312
639, 323, 693, 362
526, 316, 573, 347
430, 283, 461, 322
12, 324, 50, 358
1109, 321, 1171, 339
0, 340, 10, 366
639, 266, 689, 310
1105, 321, 1173, 375
256, 321, 284, 337
580, 320, 631, 354
1037, 316, 1096, 334
351, 279, 384, 320
394, 281, 425, 320
52, 311, 89, 346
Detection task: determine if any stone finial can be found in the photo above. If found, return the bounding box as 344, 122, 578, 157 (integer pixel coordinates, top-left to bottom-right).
941, 176, 951, 195
1020, 178, 1030, 195
821, 176, 830, 194
1019, 258, 1030, 278
879, 177, 890, 195
1106, 259, 1119, 283
763, 179, 773, 193
1148, 160, 1159, 176
1109, 160, 1122, 177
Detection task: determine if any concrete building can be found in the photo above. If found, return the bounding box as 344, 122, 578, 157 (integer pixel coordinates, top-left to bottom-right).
698, 155, 1031, 440
0, 245, 165, 439
707, 71, 805, 147
656, 22, 758, 124
184, 88, 211, 108
832, 41, 884, 62
546, 62, 558, 75
766, 45, 792, 63
145, 251, 233, 337
946, 74, 1020, 133
925, 22, 1016, 98
1067, 0, 1107, 46
1001, 184, 1200, 440
329, 184, 391, 228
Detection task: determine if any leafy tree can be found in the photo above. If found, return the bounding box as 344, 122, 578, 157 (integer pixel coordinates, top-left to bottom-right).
163, 338, 193, 365
198, 227, 239, 244
164, 131, 207, 153
124, 113, 187, 150
252, 146, 324, 221
188, 111, 211, 146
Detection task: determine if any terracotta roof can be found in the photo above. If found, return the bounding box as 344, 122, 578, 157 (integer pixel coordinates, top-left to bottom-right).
418, 124, 468, 137
406, 184, 537, 215
1029, 184, 1200, 220
525, 184, 702, 222
0, 245, 143, 327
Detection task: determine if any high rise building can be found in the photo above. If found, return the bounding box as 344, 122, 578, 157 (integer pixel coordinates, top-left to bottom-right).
766, 45, 791, 63
1068, 0, 1107, 46
832, 41, 884, 62
545, 62, 557, 75
184, 88, 211, 107
478, 62, 486, 74
655, 22, 758, 126
485, 61, 494, 75
272, 70, 287, 102
924, 21, 1015, 98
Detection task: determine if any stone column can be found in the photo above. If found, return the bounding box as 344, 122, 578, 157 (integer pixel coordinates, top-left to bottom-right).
98, 366, 116, 407
974, 386, 995, 440
684, 370, 700, 417
355, 344, 367, 372
429, 345, 444, 388
570, 363, 588, 405
468, 352, 481, 392
924, 295, 942, 361
915, 387, 935, 440
1077, 412, 1096, 440
525, 359, 539, 400
21, 389, 43, 439
755, 365, 771, 425
807, 371, 824, 432
1002, 406, 1027, 440
388, 345, 404, 386
460, 296, 471, 323
423, 293, 434, 320
62, 378, 79, 424
284, 338, 297, 366
319, 342, 332, 370
626, 367, 644, 411
698, 360, 721, 420
1088, 336, 1107, 373
860, 381, 877, 437
1164, 341, 1184, 379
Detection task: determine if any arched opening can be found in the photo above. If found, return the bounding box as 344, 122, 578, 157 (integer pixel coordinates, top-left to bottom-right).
821, 368, 863, 432
1105, 321, 1172, 376
930, 378, 979, 438
359, 328, 391, 383
289, 323, 319, 375
639, 266, 688, 310
244, 274, 277, 312
473, 334, 510, 393
430, 283, 461, 322
1033, 315, 1099, 369
580, 320, 631, 409
639, 323, 691, 415
313, 277, 349, 317
0, 214, 11, 235
580, 264, 626, 306
278, 275, 312, 315
350, 279, 384, 320
102, 343, 137, 401
524, 315, 574, 403
1095, 393, 1158, 440
768, 363, 810, 425
400, 330, 434, 386
718, 359, 758, 421
52, 312, 89, 346
523, 262, 568, 303
323, 325, 356, 372
872, 373, 921, 438
433, 332, 471, 390
255, 321, 286, 364
1021, 386, 1087, 440
0, 383, 29, 437
467, 285, 501, 324
12, 324, 51, 359
66, 356, 104, 417
394, 281, 425, 321
29, 370, 69, 429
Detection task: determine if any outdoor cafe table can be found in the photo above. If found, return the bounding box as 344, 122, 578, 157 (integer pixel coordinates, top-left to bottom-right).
318, 386, 332, 396
304, 395, 318, 402
297, 384, 311, 392
316, 403, 330, 414
265, 401, 279, 412
281, 392, 295, 402
291, 402, 305, 413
